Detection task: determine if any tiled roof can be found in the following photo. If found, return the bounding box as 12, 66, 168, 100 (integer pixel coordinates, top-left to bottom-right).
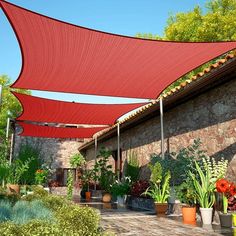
79, 52, 236, 150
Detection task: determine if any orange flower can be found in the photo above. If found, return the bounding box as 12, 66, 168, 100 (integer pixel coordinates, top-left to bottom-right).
216, 179, 230, 193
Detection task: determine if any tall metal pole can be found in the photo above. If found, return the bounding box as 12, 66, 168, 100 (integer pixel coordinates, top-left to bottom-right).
6, 117, 10, 140
94, 136, 97, 191
160, 97, 165, 159
9, 132, 14, 164
117, 123, 120, 180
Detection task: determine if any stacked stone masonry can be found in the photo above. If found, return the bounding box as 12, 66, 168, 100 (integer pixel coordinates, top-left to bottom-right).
84, 78, 236, 181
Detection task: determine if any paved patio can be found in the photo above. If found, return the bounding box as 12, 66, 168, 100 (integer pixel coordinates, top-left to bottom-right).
78, 200, 234, 236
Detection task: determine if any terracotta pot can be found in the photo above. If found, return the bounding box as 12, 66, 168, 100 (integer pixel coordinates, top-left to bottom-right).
7, 184, 20, 194
102, 193, 112, 203
219, 213, 232, 228
85, 191, 91, 200
155, 203, 168, 215
182, 206, 196, 223
103, 203, 112, 209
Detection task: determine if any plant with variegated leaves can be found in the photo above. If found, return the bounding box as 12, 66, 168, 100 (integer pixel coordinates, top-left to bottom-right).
189, 156, 228, 208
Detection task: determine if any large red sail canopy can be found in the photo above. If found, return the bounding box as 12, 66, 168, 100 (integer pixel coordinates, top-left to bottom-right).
17, 122, 105, 138
13, 92, 146, 125
1, 1, 236, 99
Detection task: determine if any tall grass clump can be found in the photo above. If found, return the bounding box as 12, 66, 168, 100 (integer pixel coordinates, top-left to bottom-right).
0, 201, 12, 222
0, 200, 53, 224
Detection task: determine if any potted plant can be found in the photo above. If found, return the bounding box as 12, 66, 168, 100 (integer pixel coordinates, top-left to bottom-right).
35, 169, 48, 186
216, 178, 236, 227
70, 153, 85, 182
189, 156, 228, 225
7, 158, 31, 194
81, 168, 93, 200
93, 147, 115, 203
176, 177, 197, 223
111, 176, 131, 206
143, 161, 171, 215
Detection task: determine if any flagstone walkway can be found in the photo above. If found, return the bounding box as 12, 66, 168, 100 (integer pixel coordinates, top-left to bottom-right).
77, 200, 233, 236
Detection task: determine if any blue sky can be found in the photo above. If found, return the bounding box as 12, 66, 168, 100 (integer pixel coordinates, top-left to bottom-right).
0, 0, 206, 103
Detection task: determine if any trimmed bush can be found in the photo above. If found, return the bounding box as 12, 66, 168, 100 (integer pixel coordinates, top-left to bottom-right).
55, 204, 100, 235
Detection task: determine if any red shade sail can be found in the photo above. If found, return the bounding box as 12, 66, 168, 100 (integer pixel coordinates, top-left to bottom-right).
13, 92, 146, 125
1, 1, 236, 99
17, 122, 105, 138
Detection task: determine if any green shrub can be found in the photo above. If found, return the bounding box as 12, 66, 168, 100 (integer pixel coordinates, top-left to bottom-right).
41, 194, 70, 211
17, 143, 41, 185
21, 220, 60, 236
151, 139, 207, 185
0, 192, 102, 236
0, 222, 21, 236
55, 204, 101, 235
67, 170, 73, 200
125, 150, 140, 183
22, 186, 49, 202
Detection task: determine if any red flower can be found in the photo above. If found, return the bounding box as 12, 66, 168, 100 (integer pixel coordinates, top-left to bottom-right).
216, 179, 230, 193
230, 184, 236, 196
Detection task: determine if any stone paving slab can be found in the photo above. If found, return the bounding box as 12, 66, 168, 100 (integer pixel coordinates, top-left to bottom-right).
100, 211, 232, 236
76, 200, 233, 236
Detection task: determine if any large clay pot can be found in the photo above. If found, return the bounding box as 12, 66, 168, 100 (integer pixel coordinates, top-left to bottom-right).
182, 206, 196, 223
85, 191, 91, 200
102, 193, 112, 203
200, 208, 213, 225
219, 212, 232, 228
7, 184, 20, 194
155, 203, 168, 215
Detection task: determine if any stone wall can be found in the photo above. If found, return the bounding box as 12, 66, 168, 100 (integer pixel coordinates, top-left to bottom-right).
14, 136, 87, 169
84, 78, 236, 181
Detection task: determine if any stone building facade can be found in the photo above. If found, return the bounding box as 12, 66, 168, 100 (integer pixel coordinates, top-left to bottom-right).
13, 135, 88, 185
79, 56, 236, 182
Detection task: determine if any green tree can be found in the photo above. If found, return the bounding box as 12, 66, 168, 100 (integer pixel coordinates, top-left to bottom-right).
164, 0, 236, 41
0, 75, 30, 140
136, 0, 236, 42
136, 0, 236, 93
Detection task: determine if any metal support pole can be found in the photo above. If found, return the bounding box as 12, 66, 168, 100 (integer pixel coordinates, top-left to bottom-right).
94, 136, 97, 191
9, 132, 14, 164
117, 123, 120, 180
6, 117, 10, 140
160, 97, 165, 159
